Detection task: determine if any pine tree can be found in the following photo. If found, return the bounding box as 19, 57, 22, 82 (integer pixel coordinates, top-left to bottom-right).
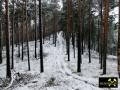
103, 0, 109, 74
100, 0, 103, 69
43, 14, 46, 44
17, 16, 20, 58
39, 0, 44, 72
34, 0, 37, 58
0, 21, 2, 64
77, 0, 82, 72
21, 1, 24, 61
5, 0, 11, 78
11, 0, 15, 69
52, 0, 59, 47
88, 0, 91, 63
25, 0, 30, 71
0, 0, 2, 64
66, 0, 73, 61
118, 0, 120, 78
53, 12, 57, 47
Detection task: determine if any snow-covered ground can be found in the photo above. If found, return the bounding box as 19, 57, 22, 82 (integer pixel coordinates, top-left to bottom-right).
110, 7, 119, 23
0, 32, 120, 90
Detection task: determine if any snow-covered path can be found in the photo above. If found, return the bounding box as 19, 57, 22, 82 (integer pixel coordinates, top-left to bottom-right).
0, 32, 120, 90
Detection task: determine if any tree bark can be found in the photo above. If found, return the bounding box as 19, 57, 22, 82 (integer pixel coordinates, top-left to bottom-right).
25, 0, 30, 71
66, 0, 73, 61
0, 20, 2, 64
34, 0, 37, 58
18, 19, 20, 58
11, 0, 15, 69
21, 1, 24, 61
100, 0, 103, 69
77, 0, 82, 72
103, 0, 109, 74
39, 0, 44, 72
0, 0, 2, 64
88, 0, 91, 63
5, 0, 11, 78
118, 0, 120, 78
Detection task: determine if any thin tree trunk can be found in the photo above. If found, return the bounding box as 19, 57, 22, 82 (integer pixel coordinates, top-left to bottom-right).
21, 2, 24, 61
66, 33, 70, 61
81, 5, 84, 55
88, 0, 91, 63
5, 0, 11, 78
0, 0, 2, 64
98, 19, 101, 63
39, 0, 44, 72
25, 0, 30, 71
34, 0, 37, 58
18, 20, 20, 58
72, 32, 75, 58
43, 15, 45, 44
77, 0, 82, 72
11, 0, 15, 69
0, 20, 2, 64
53, 13, 57, 47
66, 0, 73, 61
100, 0, 103, 69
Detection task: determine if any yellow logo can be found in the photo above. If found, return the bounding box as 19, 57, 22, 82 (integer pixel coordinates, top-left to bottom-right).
107, 78, 117, 87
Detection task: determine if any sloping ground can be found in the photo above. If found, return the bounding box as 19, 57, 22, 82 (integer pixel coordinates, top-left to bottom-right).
0, 32, 120, 90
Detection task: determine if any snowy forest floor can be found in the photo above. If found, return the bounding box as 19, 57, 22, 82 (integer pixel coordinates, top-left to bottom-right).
0, 32, 120, 90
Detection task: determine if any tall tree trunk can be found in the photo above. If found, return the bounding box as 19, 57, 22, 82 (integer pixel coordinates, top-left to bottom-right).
66, 34, 70, 61
52, 0, 58, 47
53, 14, 57, 47
66, 0, 73, 61
21, 2, 24, 61
25, 0, 30, 71
118, 0, 120, 78
43, 14, 45, 44
103, 0, 109, 74
88, 0, 91, 63
39, 0, 44, 72
98, 19, 100, 63
100, 0, 103, 69
34, 0, 37, 58
11, 0, 15, 69
5, 0, 11, 78
77, 0, 82, 72
0, 20, 2, 64
72, 32, 75, 58
18, 20, 20, 58
81, 3, 84, 55
0, 0, 2, 64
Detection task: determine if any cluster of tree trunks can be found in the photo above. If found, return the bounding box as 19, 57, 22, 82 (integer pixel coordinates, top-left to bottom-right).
65, 0, 111, 75
0, 0, 44, 79
1, 0, 120, 79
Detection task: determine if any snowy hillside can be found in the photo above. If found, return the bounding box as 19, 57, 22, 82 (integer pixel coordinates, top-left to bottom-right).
0, 32, 120, 90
